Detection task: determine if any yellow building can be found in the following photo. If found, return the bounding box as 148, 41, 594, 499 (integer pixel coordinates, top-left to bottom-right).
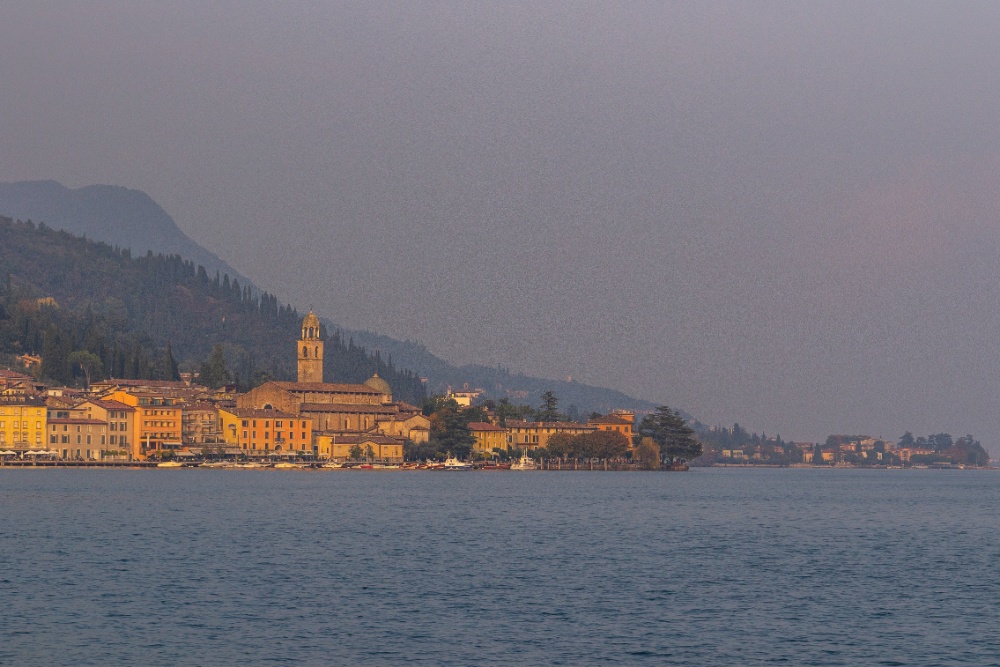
219, 407, 314, 455
0, 395, 47, 452
468, 421, 508, 456
506, 420, 596, 452
315, 432, 404, 462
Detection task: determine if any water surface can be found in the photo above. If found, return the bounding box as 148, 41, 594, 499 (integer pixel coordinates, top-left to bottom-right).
1, 468, 997, 665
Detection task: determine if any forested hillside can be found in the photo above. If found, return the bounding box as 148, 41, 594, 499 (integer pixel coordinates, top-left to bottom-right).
0, 216, 424, 402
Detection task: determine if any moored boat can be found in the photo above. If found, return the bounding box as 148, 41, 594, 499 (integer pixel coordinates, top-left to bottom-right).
510, 453, 537, 471
442, 456, 471, 470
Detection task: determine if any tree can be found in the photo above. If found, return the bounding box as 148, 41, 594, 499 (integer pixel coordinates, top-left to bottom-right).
157, 342, 180, 381
587, 430, 630, 459
949, 435, 989, 467
67, 350, 103, 388
928, 433, 953, 452
348, 444, 363, 461
428, 400, 475, 459
635, 437, 661, 470
638, 406, 702, 465
537, 390, 561, 422
812, 444, 825, 465
546, 432, 575, 459
199, 344, 232, 389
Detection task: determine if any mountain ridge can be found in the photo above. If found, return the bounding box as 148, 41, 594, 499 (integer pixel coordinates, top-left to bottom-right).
0, 179, 658, 415
0, 180, 256, 294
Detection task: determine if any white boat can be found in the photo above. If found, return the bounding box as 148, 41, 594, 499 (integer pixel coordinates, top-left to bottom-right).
442, 456, 471, 470
510, 453, 537, 471
274, 462, 308, 469
320, 462, 344, 469
157, 461, 184, 468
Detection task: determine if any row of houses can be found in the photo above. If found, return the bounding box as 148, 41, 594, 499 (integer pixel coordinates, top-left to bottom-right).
2, 312, 643, 463
0, 367, 425, 462
467, 412, 635, 456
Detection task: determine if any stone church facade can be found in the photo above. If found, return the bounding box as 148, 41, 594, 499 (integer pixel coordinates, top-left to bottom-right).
234, 312, 430, 458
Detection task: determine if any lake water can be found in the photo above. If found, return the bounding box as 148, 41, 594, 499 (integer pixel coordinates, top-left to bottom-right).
1, 467, 998, 666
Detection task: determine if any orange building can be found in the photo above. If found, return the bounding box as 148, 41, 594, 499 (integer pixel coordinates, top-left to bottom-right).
587, 412, 635, 447
108, 390, 183, 459
219, 407, 314, 455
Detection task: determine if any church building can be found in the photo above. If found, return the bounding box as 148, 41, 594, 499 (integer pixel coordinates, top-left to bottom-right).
234, 311, 429, 457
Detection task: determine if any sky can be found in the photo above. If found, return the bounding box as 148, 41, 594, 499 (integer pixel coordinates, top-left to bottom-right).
3, 2, 1000, 446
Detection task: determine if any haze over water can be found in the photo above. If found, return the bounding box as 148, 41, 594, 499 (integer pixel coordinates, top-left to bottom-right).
5, 4, 1000, 444
2, 468, 996, 666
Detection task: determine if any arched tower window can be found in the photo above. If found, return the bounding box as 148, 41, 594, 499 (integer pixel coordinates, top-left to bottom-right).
302, 347, 308, 357
315, 346, 319, 358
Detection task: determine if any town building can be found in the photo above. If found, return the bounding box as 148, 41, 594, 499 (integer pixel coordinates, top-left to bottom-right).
48, 418, 108, 459
107, 390, 183, 458
0, 394, 47, 452
315, 432, 405, 462
218, 407, 313, 455
587, 411, 635, 445
468, 421, 507, 455
234, 312, 430, 453
506, 420, 597, 452
77, 399, 136, 458
182, 402, 224, 446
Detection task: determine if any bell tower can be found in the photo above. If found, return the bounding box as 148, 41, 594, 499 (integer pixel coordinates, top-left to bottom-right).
298, 310, 324, 384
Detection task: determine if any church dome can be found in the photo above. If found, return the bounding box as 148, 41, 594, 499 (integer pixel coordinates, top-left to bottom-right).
364, 373, 392, 399
301, 310, 321, 340
302, 310, 320, 329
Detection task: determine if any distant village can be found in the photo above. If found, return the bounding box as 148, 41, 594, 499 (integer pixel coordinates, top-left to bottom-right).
0, 311, 636, 466
700, 430, 991, 468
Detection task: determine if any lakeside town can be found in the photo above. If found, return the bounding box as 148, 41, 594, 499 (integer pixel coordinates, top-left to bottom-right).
0, 310, 646, 469
0, 310, 991, 470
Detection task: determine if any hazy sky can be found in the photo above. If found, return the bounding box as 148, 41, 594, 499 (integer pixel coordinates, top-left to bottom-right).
4, 2, 1000, 445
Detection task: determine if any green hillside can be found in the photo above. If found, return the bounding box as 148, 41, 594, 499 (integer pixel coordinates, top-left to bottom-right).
0, 216, 425, 402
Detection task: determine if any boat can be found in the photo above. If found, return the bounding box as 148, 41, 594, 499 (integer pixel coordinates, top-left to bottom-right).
442, 456, 471, 470
273, 461, 307, 469
510, 453, 537, 471
157, 460, 184, 468
320, 461, 344, 469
